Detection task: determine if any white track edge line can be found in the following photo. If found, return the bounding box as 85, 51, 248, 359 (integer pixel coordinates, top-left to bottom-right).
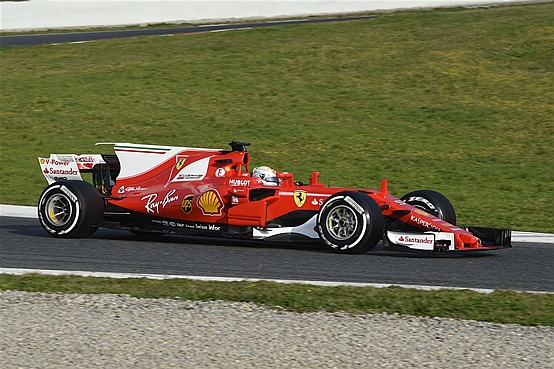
1, 204, 553, 243
1, 268, 551, 295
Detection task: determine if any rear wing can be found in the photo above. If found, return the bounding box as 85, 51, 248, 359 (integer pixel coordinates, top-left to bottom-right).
38, 154, 119, 194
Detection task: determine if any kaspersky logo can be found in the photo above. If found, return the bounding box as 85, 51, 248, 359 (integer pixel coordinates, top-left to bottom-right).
410, 215, 441, 232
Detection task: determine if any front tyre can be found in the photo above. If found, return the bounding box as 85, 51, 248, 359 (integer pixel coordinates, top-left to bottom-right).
317, 191, 384, 254
38, 180, 104, 238
401, 190, 456, 225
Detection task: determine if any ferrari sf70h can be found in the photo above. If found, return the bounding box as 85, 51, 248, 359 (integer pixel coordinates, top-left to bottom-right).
37, 141, 511, 254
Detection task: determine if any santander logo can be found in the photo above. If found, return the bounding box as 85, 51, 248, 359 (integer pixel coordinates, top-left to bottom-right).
401, 235, 433, 244
389, 231, 435, 250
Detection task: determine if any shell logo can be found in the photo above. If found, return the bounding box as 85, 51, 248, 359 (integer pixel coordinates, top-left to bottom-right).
197, 190, 224, 216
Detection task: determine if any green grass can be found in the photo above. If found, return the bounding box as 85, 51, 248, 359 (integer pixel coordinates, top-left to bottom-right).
1, 274, 552, 326
1, 3, 553, 232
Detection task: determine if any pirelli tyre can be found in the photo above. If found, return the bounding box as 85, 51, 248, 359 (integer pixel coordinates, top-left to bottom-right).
317, 191, 384, 254
38, 180, 104, 238
401, 190, 456, 225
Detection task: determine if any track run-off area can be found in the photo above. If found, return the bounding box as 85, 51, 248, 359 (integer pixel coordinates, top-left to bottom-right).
2, 205, 553, 294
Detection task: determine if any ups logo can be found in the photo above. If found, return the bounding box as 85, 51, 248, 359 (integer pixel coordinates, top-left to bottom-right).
181, 194, 194, 214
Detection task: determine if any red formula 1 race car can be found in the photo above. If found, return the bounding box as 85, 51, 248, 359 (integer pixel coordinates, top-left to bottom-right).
37, 141, 511, 254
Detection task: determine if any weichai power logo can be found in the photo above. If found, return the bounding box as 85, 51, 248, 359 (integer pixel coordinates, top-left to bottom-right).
197, 190, 224, 216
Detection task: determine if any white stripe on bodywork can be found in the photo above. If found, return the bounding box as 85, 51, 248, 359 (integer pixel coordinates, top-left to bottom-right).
253, 215, 319, 239
170, 156, 212, 183
116, 146, 180, 180
115, 144, 219, 180
279, 192, 331, 198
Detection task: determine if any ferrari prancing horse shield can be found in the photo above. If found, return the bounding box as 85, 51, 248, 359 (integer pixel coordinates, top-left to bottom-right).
175, 157, 187, 171
294, 190, 307, 207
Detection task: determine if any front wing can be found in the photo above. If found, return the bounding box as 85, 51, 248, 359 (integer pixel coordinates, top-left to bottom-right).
384, 227, 512, 252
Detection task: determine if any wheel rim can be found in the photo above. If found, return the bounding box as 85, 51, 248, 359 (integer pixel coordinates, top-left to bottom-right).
45, 194, 72, 227
326, 205, 358, 240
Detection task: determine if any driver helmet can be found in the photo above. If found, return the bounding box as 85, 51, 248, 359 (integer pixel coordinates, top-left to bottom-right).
252, 166, 279, 186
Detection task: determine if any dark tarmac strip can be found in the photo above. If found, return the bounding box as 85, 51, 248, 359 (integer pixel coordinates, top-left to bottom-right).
0, 16, 377, 47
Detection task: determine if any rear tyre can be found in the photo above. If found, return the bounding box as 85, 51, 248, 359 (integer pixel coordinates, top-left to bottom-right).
401, 190, 456, 225
38, 180, 104, 238
317, 191, 384, 254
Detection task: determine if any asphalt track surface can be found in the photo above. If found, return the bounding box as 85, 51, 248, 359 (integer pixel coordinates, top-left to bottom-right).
1, 216, 553, 293
0, 16, 377, 47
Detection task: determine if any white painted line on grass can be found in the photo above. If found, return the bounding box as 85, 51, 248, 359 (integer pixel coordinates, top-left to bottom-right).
1, 268, 552, 295
210, 27, 252, 33
0, 204, 37, 219
510, 231, 554, 243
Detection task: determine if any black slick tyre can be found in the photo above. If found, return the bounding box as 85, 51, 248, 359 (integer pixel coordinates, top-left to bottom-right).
401, 190, 456, 225
38, 180, 104, 238
317, 191, 384, 254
